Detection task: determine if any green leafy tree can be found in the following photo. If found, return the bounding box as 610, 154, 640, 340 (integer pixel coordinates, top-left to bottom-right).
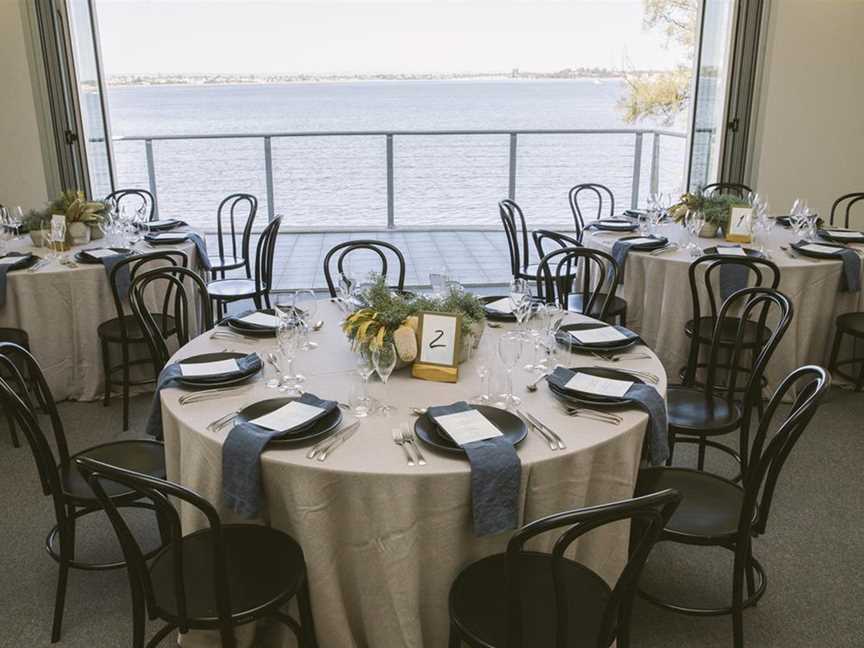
619, 0, 698, 126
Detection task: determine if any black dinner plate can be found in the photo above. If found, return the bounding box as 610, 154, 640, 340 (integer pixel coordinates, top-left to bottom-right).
145, 233, 188, 245
481, 295, 516, 321
0, 253, 40, 271
556, 322, 640, 353
235, 397, 343, 446
591, 218, 639, 232
704, 246, 764, 258
414, 405, 527, 455
226, 308, 279, 337
74, 247, 132, 264
548, 366, 645, 407
617, 235, 669, 251
140, 219, 186, 232
790, 240, 848, 259
817, 228, 864, 244
176, 351, 260, 388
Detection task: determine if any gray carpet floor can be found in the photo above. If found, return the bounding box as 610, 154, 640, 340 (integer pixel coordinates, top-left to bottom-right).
1, 386, 862, 648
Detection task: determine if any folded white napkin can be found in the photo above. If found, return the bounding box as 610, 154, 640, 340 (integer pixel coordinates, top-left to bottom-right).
433, 409, 502, 445
179, 358, 240, 377
249, 401, 326, 431
565, 372, 633, 397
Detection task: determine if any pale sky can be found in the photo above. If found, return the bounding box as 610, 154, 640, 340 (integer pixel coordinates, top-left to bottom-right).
94, 0, 689, 75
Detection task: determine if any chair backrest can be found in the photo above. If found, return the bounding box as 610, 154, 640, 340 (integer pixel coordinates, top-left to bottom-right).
829, 192, 864, 228
504, 489, 681, 648
105, 188, 157, 222
75, 456, 234, 635
129, 266, 214, 370
702, 182, 752, 199
107, 251, 189, 344
700, 286, 793, 410
532, 229, 582, 259
250, 216, 282, 304
499, 199, 532, 277
214, 193, 258, 277
535, 246, 619, 320
739, 365, 829, 538
322, 239, 406, 298
568, 183, 615, 236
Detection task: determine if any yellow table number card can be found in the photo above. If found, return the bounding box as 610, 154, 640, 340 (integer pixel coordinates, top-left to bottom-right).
726, 206, 754, 244
411, 311, 462, 383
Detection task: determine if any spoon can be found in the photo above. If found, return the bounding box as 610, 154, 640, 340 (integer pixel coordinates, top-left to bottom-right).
409, 407, 428, 416
780, 245, 799, 259
487, 322, 503, 329
312, 320, 325, 331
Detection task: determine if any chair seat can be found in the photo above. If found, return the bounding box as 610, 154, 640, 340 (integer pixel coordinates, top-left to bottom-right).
150, 525, 306, 625
208, 255, 245, 272
636, 466, 749, 540
515, 263, 541, 280
836, 312, 864, 336
567, 292, 628, 318
207, 278, 258, 299
449, 551, 611, 647
98, 314, 176, 342
61, 440, 166, 502
685, 316, 770, 347
667, 385, 741, 435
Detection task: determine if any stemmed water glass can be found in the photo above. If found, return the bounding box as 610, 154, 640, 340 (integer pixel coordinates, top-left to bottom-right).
275, 318, 303, 395
293, 289, 319, 349
685, 210, 706, 257
509, 279, 531, 332
372, 342, 397, 415
497, 332, 522, 410
352, 354, 376, 417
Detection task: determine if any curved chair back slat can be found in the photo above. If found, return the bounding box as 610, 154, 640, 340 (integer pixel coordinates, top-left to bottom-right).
322, 239, 406, 297
829, 192, 864, 228
214, 193, 258, 278
568, 183, 615, 238
535, 246, 619, 320
252, 217, 282, 307
702, 182, 752, 199
532, 229, 582, 259
105, 189, 157, 222
499, 199, 532, 278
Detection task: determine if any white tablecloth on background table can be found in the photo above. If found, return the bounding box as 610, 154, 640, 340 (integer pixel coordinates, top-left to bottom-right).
582, 223, 864, 392
0, 236, 200, 401
162, 300, 668, 648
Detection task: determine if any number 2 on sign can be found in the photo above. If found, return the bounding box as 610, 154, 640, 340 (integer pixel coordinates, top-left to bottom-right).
429, 330, 446, 349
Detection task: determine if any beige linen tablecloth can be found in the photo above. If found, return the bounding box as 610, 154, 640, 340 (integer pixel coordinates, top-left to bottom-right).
582, 223, 864, 392
162, 300, 668, 648
0, 237, 200, 401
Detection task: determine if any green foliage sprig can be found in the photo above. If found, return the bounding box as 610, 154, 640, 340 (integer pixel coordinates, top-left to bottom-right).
669, 192, 748, 227
22, 190, 106, 233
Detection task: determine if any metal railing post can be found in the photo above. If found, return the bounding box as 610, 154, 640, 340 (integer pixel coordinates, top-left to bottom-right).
631, 132, 643, 209
264, 136, 275, 221
386, 134, 395, 229
650, 134, 661, 196
144, 139, 158, 218
508, 133, 517, 201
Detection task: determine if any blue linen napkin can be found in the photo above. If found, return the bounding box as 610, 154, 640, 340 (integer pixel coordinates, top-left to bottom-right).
144, 353, 262, 440
0, 253, 32, 307
183, 232, 212, 270
220, 309, 278, 331
610, 238, 658, 285
837, 249, 861, 292
714, 249, 751, 301
100, 254, 131, 301
141, 219, 187, 231
222, 393, 338, 518
426, 401, 521, 536
547, 367, 669, 465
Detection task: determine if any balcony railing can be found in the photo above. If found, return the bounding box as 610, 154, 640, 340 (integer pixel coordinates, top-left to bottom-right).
109, 128, 687, 230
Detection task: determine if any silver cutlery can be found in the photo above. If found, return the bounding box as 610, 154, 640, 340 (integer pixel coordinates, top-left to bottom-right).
486, 322, 503, 329
392, 427, 415, 466
524, 411, 566, 450
402, 424, 426, 465
266, 353, 282, 375
590, 351, 651, 362
588, 365, 660, 385
307, 420, 361, 461
28, 259, 50, 272
780, 245, 799, 259
207, 409, 239, 432
562, 405, 623, 425
312, 320, 325, 331
649, 243, 680, 256
178, 386, 252, 405
318, 422, 361, 461
516, 409, 557, 450
210, 329, 258, 342
409, 406, 428, 416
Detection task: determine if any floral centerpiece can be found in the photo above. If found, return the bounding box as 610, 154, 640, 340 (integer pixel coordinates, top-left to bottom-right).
669, 192, 749, 237
24, 190, 107, 245
341, 274, 486, 367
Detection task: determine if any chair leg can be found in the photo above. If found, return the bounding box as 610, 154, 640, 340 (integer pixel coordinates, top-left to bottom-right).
218, 626, 237, 648
51, 510, 76, 643
684, 336, 700, 386
297, 577, 318, 648
101, 337, 112, 407
745, 539, 757, 601
855, 341, 864, 392
732, 547, 746, 648
828, 328, 843, 372
697, 437, 707, 471
665, 432, 676, 466
121, 342, 131, 431
448, 622, 461, 648
5, 408, 19, 447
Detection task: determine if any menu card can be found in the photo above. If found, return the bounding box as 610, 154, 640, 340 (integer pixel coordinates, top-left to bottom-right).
179, 358, 240, 377
571, 326, 628, 344
716, 246, 747, 256
150, 232, 184, 241
433, 409, 502, 445
239, 312, 281, 328
625, 237, 658, 246
84, 248, 119, 259
249, 401, 325, 431
801, 244, 843, 255
565, 372, 633, 397
485, 297, 513, 314
602, 220, 632, 228
0, 255, 28, 266
824, 230, 863, 240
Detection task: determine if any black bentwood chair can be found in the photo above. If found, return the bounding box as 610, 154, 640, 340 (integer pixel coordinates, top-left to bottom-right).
100, 251, 188, 431
207, 216, 281, 319
683, 255, 781, 389
533, 231, 628, 325
129, 265, 214, 373
447, 489, 681, 648
702, 182, 753, 199
668, 287, 793, 477
568, 183, 615, 239
0, 343, 166, 643
76, 457, 318, 648
499, 199, 540, 283
636, 365, 830, 648
534, 245, 623, 324
105, 188, 157, 222
0, 326, 32, 447
829, 191, 864, 228
322, 239, 406, 298
208, 193, 258, 280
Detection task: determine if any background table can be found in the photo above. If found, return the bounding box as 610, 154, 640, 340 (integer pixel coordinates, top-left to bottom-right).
0, 236, 200, 401
162, 300, 667, 648
582, 223, 864, 392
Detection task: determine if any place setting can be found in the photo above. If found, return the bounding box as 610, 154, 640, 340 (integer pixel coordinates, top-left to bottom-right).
584, 217, 640, 233
0, 252, 40, 306
788, 239, 861, 291
611, 234, 669, 279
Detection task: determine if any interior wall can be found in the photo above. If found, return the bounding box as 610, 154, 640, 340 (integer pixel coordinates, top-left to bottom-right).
0, 0, 50, 210
750, 0, 864, 218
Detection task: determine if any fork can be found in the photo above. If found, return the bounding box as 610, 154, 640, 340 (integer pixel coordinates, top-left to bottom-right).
590, 351, 651, 362
650, 243, 679, 256
207, 409, 239, 432
392, 427, 415, 466
563, 405, 622, 424
179, 386, 252, 405
401, 425, 426, 465
588, 365, 659, 385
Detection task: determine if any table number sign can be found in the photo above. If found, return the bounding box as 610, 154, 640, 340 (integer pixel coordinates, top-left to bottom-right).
412, 311, 462, 383
726, 207, 754, 244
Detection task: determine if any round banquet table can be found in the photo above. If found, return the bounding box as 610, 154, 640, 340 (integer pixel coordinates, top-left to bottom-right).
0, 236, 201, 401
161, 300, 668, 648
582, 222, 864, 393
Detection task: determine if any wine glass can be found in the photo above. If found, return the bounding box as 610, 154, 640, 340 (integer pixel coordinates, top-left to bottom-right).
7, 207, 23, 240
352, 353, 376, 417
293, 289, 319, 349
686, 210, 706, 257
372, 342, 398, 415
497, 332, 523, 410
276, 317, 303, 395
509, 279, 530, 331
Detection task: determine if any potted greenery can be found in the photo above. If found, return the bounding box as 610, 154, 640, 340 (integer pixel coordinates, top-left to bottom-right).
342, 274, 486, 368
669, 192, 749, 238
24, 190, 106, 246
